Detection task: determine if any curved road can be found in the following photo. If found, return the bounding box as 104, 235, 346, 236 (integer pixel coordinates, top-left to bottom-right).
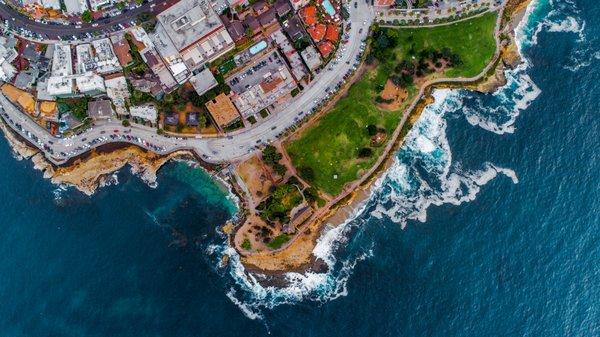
0, 0, 174, 39
0, 0, 375, 165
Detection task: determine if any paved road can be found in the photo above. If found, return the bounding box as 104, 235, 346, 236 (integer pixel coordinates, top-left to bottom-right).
0, 0, 175, 40
0, 0, 375, 165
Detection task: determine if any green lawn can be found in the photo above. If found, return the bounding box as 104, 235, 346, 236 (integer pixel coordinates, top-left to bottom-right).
286, 13, 497, 196
287, 78, 403, 196
391, 12, 497, 78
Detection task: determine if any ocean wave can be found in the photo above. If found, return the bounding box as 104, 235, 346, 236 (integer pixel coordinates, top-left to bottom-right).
219, 0, 545, 317
369, 98, 519, 227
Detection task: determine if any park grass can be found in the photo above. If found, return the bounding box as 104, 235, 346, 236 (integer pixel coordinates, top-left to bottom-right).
286, 13, 497, 196
287, 77, 403, 196
391, 12, 497, 78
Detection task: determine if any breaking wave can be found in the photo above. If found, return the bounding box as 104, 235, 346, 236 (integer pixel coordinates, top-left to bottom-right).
525, 0, 597, 71
369, 90, 519, 227
219, 0, 548, 319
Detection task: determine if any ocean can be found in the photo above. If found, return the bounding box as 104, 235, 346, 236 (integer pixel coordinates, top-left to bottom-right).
0, 0, 598, 335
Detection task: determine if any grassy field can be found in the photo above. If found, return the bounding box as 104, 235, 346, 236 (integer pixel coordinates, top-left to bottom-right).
286, 13, 497, 196
287, 78, 403, 196
392, 12, 497, 78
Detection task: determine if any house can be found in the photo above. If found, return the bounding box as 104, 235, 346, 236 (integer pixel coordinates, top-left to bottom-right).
110, 34, 133, 67
205, 93, 241, 129
251, 0, 269, 15
290, 0, 309, 10
13, 69, 39, 90
325, 24, 339, 42
374, 0, 395, 7
282, 15, 306, 42
274, 0, 292, 17
258, 8, 278, 28
243, 15, 261, 33
300, 5, 318, 26
87, 99, 114, 120
317, 41, 334, 58
186, 111, 200, 126
22, 43, 40, 63
189, 68, 218, 96
164, 113, 179, 126
301, 45, 322, 72
222, 16, 246, 42
307, 23, 326, 42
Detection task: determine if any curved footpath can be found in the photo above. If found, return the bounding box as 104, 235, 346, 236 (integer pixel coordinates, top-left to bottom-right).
241, 0, 510, 266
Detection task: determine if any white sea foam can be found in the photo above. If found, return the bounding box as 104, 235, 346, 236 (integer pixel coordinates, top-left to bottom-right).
220, 0, 546, 317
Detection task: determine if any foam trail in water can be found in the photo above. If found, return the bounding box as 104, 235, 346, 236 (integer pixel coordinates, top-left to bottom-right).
218, 0, 547, 317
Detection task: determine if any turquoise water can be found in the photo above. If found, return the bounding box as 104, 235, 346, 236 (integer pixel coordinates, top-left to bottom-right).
1, 0, 599, 335
322, 0, 336, 17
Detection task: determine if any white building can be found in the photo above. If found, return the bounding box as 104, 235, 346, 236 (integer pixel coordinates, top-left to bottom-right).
63, 0, 88, 14
52, 44, 73, 77
91, 38, 122, 74
89, 0, 111, 10
0, 39, 17, 82
105, 75, 130, 116
47, 77, 74, 96
76, 73, 106, 95
130, 104, 158, 124
76, 43, 95, 73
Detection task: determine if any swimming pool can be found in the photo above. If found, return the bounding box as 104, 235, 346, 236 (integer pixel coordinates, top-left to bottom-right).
322, 0, 336, 17
249, 40, 267, 55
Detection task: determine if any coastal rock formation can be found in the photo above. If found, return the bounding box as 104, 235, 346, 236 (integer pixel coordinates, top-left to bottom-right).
0, 119, 192, 195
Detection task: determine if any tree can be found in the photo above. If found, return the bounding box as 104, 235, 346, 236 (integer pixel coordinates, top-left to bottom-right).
273, 163, 287, 176
358, 147, 373, 158
81, 10, 92, 23
262, 145, 282, 166
298, 166, 315, 181
122, 119, 131, 127
366, 124, 378, 136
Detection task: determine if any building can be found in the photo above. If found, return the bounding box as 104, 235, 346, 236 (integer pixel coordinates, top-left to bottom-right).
89, 0, 111, 10
51, 44, 73, 77
46, 76, 74, 96
221, 15, 246, 43
141, 48, 178, 91
290, 0, 309, 10
105, 75, 130, 116
76, 43, 96, 73
91, 38, 122, 74
301, 45, 322, 72
186, 111, 200, 126
156, 0, 234, 70
0, 37, 18, 82
13, 69, 39, 90
130, 104, 158, 125
63, 0, 88, 14
226, 50, 297, 116
75, 73, 106, 95
110, 34, 133, 67
271, 29, 307, 82
205, 93, 241, 129
189, 68, 218, 96
152, 25, 191, 83
87, 99, 113, 119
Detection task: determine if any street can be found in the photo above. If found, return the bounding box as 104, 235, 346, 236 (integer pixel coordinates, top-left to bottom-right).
0, 0, 375, 165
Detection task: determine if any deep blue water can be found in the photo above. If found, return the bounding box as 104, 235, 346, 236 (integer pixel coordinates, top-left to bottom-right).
1, 0, 599, 335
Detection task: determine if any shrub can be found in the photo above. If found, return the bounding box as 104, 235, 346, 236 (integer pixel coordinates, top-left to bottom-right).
358, 147, 373, 158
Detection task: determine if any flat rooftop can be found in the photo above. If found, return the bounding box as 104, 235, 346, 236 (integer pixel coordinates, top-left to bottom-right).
157, 0, 224, 51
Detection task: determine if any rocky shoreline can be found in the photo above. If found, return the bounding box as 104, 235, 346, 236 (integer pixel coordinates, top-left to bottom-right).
234, 0, 531, 279
0, 118, 199, 195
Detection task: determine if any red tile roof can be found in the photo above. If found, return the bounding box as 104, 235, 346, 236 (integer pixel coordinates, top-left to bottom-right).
301, 6, 318, 26
318, 41, 334, 57
325, 24, 339, 42
307, 23, 326, 42
374, 0, 394, 6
